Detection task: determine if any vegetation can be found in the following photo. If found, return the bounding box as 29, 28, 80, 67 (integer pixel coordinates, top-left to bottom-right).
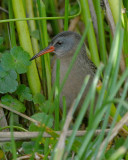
0, 0, 128, 159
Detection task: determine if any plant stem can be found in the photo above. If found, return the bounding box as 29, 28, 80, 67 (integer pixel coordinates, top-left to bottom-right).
8, 0, 16, 47
8, 0, 20, 85
64, 0, 69, 30
48, 0, 60, 34
12, 0, 41, 95
108, 0, 128, 67
108, 0, 120, 24
94, 0, 107, 64
10, 113, 17, 159
37, 0, 52, 99
80, 0, 100, 67
26, 0, 42, 80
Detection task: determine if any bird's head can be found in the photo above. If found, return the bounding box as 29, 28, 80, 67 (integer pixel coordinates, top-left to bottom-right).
30, 31, 83, 61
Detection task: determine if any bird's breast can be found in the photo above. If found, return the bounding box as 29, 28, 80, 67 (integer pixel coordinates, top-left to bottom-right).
52, 57, 94, 110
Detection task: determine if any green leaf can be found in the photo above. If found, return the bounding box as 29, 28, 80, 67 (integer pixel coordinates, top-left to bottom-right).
2, 142, 22, 154
11, 47, 31, 73
0, 65, 18, 93
40, 100, 55, 113
22, 142, 43, 154
0, 65, 7, 77
105, 148, 115, 159
22, 142, 35, 154
1, 95, 26, 113
33, 94, 55, 113
1, 53, 14, 70
1, 46, 31, 74
2, 142, 12, 152
16, 84, 32, 102
29, 112, 54, 131
33, 93, 46, 105
115, 137, 125, 149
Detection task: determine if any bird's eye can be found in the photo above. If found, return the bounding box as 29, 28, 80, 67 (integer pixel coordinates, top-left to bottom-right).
57, 41, 62, 45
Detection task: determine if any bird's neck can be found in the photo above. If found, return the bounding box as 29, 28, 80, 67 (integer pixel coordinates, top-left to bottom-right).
56, 54, 73, 63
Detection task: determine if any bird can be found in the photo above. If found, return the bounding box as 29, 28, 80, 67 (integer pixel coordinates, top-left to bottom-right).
30, 31, 96, 113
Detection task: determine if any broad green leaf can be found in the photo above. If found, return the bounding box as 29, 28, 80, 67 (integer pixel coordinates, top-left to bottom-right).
0, 64, 7, 77
1, 95, 26, 113
16, 84, 32, 102
33, 94, 55, 113
33, 93, 46, 105
2, 142, 22, 153
1, 46, 31, 74
115, 137, 125, 149
11, 47, 31, 73
22, 142, 35, 154
22, 142, 43, 154
105, 148, 115, 159
2, 142, 12, 152
40, 101, 55, 113
29, 112, 54, 131
0, 65, 18, 93
1, 53, 14, 70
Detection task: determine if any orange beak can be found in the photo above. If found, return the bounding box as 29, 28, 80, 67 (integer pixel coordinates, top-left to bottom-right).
30, 46, 55, 61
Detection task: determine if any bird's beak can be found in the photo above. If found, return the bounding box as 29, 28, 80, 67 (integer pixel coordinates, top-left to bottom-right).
30, 46, 55, 61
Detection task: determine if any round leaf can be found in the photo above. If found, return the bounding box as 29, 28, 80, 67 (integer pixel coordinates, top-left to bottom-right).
1, 46, 31, 74
16, 84, 32, 102
1, 53, 14, 71
0, 65, 18, 93
29, 112, 54, 131
33, 93, 46, 105
11, 46, 31, 74
1, 95, 26, 113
